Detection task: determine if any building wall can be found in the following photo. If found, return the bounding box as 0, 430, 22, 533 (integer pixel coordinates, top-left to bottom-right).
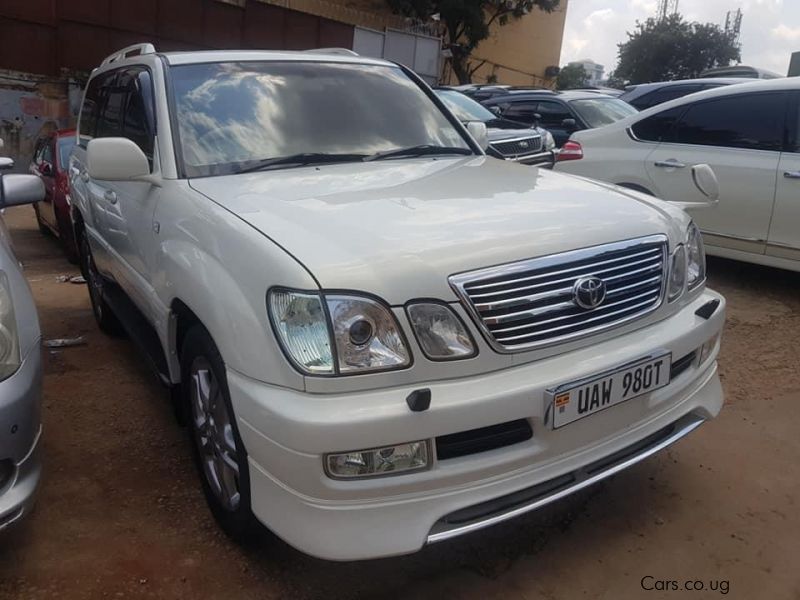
445, 0, 569, 86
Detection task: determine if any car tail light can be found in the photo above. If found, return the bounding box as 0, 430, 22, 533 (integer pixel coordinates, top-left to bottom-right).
556, 141, 583, 162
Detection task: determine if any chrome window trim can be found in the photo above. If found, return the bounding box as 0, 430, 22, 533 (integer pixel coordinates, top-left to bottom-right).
449, 235, 668, 354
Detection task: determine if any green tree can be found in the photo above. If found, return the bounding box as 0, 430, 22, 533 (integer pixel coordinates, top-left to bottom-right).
612, 14, 740, 85
556, 64, 588, 89
386, 0, 560, 84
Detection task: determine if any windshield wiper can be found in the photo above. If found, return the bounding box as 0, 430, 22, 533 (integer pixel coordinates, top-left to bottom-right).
236, 152, 368, 174
364, 145, 474, 162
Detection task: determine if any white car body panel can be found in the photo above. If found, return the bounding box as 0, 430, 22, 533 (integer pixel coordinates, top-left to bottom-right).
555, 77, 800, 271
67, 48, 726, 559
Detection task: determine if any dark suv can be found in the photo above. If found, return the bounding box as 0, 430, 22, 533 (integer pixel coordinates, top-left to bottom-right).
481, 90, 638, 147
619, 78, 744, 110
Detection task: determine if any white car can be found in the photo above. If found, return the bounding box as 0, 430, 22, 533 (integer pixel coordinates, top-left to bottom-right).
68, 44, 725, 561
554, 78, 800, 272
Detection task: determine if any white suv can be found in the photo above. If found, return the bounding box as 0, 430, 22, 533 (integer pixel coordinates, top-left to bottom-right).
69, 44, 725, 560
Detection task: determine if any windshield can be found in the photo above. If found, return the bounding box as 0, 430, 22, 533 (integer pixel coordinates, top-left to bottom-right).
569, 98, 638, 128
436, 90, 496, 123
169, 61, 471, 177
57, 137, 75, 169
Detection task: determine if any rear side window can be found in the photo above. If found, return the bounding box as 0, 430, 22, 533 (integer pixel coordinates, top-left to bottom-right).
501, 101, 540, 124
633, 85, 703, 110
631, 106, 685, 142
534, 100, 572, 127
673, 92, 787, 152
96, 79, 127, 139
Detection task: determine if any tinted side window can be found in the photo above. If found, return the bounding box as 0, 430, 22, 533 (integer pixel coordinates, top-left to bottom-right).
631, 106, 685, 142
78, 75, 105, 147
501, 101, 539, 125
121, 70, 155, 164
635, 85, 703, 109
534, 100, 572, 127
674, 93, 787, 152
96, 77, 126, 139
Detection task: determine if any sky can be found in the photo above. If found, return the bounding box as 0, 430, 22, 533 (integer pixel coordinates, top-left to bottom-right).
559, 0, 800, 77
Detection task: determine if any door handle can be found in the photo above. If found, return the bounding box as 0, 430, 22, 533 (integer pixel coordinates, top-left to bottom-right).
654, 160, 686, 169
783, 171, 800, 179
103, 190, 118, 204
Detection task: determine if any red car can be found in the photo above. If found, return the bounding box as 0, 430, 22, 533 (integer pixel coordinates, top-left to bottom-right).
29, 129, 78, 262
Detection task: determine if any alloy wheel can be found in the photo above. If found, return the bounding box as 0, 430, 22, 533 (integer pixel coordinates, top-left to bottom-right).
189, 357, 241, 511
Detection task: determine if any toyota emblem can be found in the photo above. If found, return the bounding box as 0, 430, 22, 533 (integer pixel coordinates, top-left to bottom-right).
573, 276, 607, 309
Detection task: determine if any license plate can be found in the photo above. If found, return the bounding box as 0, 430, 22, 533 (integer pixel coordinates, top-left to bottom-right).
547, 353, 672, 429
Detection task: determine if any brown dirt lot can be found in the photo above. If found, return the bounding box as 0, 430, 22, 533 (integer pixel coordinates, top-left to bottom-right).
0, 205, 798, 600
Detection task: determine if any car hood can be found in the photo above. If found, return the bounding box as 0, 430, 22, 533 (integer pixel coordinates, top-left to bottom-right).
189, 157, 684, 304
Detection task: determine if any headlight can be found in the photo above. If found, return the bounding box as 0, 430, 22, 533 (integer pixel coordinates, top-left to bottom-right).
686, 222, 706, 290
268, 289, 410, 375
268, 290, 334, 374
668, 244, 686, 302
326, 295, 410, 373
0, 271, 20, 382
406, 302, 476, 360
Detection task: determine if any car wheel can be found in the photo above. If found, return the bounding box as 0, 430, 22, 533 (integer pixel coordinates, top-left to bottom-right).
33, 205, 50, 236
181, 325, 259, 542
79, 235, 124, 336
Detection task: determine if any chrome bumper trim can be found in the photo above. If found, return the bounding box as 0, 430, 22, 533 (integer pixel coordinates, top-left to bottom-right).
426, 412, 705, 544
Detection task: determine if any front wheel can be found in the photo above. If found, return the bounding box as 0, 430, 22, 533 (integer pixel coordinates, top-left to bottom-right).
181, 325, 260, 542
79, 235, 123, 335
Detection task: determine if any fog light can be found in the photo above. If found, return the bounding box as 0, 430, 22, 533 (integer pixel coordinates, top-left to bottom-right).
325, 441, 429, 479
698, 333, 720, 365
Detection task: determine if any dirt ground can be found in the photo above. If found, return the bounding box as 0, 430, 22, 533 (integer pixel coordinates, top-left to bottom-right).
0, 204, 798, 600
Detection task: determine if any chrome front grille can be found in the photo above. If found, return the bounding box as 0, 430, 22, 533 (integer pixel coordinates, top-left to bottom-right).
450, 236, 668, 352
491, 136, 543, 158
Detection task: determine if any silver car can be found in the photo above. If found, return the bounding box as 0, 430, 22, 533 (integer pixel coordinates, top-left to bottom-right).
0, 153, 45, 530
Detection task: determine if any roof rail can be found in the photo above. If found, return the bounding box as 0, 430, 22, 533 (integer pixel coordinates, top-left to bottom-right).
303, 48, 359, 56
101, 43, 156, 66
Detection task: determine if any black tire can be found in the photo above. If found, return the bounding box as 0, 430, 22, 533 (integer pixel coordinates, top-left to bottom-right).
79, 235, 124, 336
181, 325, 260, 542
33, 205, 50, 236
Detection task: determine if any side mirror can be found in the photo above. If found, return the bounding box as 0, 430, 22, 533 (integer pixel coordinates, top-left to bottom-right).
487, 105, 502, 116
1, 174, 45, 208
691, 163, 720, 202
41, 162, 53, 176
466, 121, 490, 151
561, 118, 577, 130
0, 158, 14, 171
87, 137, 158, 185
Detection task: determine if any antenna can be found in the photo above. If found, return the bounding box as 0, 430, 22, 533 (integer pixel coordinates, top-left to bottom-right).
724, 8, 743, 45
656, 0, 679, 20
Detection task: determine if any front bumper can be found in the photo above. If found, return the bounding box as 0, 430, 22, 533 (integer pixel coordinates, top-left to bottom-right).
229, 289, 725, 560
0, 345, 43, 531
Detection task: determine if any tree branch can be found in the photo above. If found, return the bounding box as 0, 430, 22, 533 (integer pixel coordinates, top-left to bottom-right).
468, 59, 488, 76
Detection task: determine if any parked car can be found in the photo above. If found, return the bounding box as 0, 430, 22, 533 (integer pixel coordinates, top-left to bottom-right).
435, 88, 556, 166
554, 78, 800, 272
620, 78, 745, 110
70, 44, 725, 561
0, 154, 44, 531
451, 84, 514, 102
699, 65, 782, 79
566, 87, 625, 97
482, 90, 638, 147
29, 129, 79, 262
